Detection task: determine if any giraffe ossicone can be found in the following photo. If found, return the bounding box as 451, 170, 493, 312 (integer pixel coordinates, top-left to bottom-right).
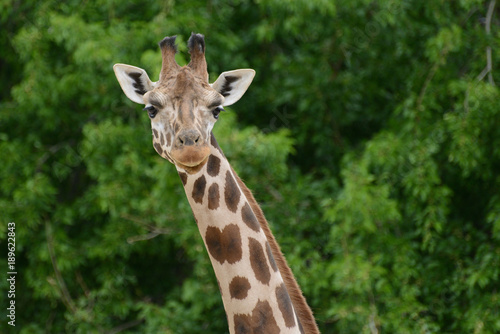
114, 33, 319, 334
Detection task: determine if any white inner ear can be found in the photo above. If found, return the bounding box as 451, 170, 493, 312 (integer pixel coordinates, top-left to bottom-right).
211, 69, 255, 106
113, 64, 156, 104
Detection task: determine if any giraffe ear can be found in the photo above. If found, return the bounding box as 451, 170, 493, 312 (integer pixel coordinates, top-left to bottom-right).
113, 64, 156, 104
211, 69, 255, 106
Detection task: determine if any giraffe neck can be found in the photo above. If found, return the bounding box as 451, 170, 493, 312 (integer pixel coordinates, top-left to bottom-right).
176, 134, 304, 334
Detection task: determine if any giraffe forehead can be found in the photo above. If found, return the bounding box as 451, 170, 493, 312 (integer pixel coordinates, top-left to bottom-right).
150, 68, 222, 111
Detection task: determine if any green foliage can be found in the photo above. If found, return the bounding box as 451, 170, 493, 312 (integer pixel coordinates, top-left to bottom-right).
1, 0, 499, 333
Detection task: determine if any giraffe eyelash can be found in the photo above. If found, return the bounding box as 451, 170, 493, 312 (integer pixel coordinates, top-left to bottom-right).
212, 106, 224, 119
144, 105, 158, 118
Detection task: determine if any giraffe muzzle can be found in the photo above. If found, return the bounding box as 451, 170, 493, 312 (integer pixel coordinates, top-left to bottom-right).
170, 145, 211, 168
171, 130, 210, 167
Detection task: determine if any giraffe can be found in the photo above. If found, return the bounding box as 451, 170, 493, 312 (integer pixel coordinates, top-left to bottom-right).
113, 33, 319, 334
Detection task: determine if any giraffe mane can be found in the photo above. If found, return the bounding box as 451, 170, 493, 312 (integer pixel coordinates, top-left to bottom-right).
231, 167, 320, 334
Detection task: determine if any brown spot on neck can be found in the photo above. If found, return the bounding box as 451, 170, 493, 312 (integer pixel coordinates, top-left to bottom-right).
205, 224, 243, 265
266, 242, 278, 272
207, 183, 220, 210
248, 237, 271, 285
192, 175, 206, 204
224, 170, 240, 213
276, 283, 297, 328
234, 300, 280, 334
241, 202, 260, 232
178, 171, 188, 186
210, 132, 225, 156
207, 154, 221, 177
229, 276, 251, 300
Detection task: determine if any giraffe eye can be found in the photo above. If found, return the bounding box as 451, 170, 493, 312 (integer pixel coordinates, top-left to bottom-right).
212, 106, 224, 119
143, 105, 158, 119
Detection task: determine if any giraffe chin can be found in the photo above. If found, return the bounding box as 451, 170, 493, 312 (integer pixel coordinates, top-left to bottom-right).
171, 146, 211, 172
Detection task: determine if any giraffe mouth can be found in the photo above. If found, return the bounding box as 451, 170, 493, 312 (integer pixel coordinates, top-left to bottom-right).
170, 145, 211, 169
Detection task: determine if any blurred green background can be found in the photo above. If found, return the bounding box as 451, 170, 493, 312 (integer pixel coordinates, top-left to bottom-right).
1, 0, 499, 333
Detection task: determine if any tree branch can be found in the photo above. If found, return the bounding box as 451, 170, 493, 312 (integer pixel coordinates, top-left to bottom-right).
76, 270, 95, 313
46, 222, 76, 313
36, 143, 65, 173
107, 319, 144, 334
418, 48, 449, 110
121, 214, 174, 244
477, 0, 496, 85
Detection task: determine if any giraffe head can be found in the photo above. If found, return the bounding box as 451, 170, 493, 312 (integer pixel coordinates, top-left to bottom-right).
113, 33, 255, 171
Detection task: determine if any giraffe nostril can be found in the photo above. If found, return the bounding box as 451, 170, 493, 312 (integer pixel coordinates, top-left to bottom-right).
177, 130, 201, 147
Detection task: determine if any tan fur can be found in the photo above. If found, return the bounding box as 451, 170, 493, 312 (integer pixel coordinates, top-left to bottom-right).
232, 167, 320, 334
